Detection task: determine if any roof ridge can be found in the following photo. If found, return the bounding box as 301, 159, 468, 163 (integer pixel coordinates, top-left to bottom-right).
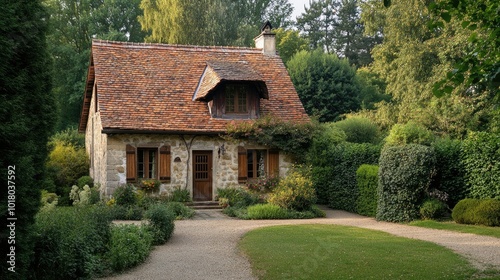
92, 39, 261, 53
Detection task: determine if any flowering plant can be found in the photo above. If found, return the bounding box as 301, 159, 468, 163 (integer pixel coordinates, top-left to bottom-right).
246, 175, 280, 193
139, 179, 161, 192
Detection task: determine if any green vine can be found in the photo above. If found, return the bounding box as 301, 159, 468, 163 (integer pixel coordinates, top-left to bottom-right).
224, 115, 319, 162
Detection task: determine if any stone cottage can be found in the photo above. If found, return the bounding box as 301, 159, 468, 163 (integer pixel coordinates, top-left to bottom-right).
78, 22, 309, 201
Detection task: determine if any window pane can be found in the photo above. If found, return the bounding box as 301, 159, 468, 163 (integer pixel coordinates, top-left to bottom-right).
149, 150, 156, 179
238, 91, 247, 113
257, 150, 266, 177
138, 149, 144, 178
226, 90, 235, 113
247, 150, 254, 178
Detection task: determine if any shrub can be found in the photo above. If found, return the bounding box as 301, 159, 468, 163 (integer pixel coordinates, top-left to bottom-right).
420, 198, 448, 220
246, 175, 280, 193
40, 190, 58, 212
452, 199, 500, 226
217, 187, 260, 208
108, 205, 144, 220
461, 132, 500, 199
113, 184, 137, 206
268, 169, 316, 211
33, 206, 112, 279
377, 144, 436, 222
168, 186, 192, 202
77, 175, 94, 188
247, 204, 290, 219
356, 164, 379, 217
46, 140, 89, 205
165, 202, 195, 219
144, 203, 175, 245
106, 224, 153, 272
432, 138, 466, 207
385, 121, 435, 146
333, 117, 381, 144
69, 184, 100, 206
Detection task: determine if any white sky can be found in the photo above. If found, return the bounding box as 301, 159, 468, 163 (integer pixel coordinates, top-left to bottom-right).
290, 0, 310, 19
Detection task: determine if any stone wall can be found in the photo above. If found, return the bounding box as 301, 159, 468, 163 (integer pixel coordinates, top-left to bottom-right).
99, 134, 293, 199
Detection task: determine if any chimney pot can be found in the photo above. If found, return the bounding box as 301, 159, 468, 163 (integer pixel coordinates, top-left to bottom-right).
254, 21, 276, 56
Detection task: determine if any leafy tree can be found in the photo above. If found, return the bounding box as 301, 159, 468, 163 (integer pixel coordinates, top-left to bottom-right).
275, 28, 309, 63
358, 0, 495, 137
287, 49, 362, 122
44, 0, 145, 130
139, 0, 293, 46
0, 1, 56, 278
296, 0, 337, 53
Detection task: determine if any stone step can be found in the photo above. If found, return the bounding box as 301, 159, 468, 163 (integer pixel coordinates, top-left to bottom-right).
185, 201, 222, 210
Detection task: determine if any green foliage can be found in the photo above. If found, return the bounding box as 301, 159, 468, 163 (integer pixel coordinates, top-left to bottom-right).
106, 224, 153, 272
165, 202, 195, 220
69, 184, 100, 206
217, 187, 260, 209
108, 205, 144, 220
385, 121, 435, 146
226, 115, 318, 162
356, 164, 379, 217
268, 168, 316, 211
49, 127, 86, 148
46, 140, 89, 205
287, 49, 362, 123
452, 199, 500, 227
0, 1, 57, 277
377, 144, 437, 222
308, 141, 381, 211
275, 27, 309, 63
246, 175, 280, 193
77, 175, 94, 188
333, 117, 381, 144
167, 186, 192, 202
461, 132, 500, 199
40, 190, 59, 212
420, 198, 448, 220
144, 204, 176, 245
246, 204, 325, 219
113, 184, 138, 206
432, 138, 467, 207
32, 206, 112, 279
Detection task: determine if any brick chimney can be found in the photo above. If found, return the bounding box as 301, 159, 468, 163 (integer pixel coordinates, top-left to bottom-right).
254, 21, 276, 56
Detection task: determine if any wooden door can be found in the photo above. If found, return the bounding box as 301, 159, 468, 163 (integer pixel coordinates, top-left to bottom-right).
193, 151, 213, 201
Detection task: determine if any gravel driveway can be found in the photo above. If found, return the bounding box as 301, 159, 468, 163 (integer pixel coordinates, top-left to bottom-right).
105, 208, 500, 280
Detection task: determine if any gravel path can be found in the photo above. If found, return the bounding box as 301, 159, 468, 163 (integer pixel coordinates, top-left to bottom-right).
105, 208, 500, 280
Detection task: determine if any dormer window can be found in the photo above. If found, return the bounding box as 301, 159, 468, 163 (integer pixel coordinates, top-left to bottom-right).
225, 85, 248, 114
209, 82, 260, 119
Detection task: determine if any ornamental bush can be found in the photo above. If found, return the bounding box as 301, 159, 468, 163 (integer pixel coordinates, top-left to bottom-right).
333, 117, 381, 144
452, 199, 500, 226
113, 184, 137, 206
144, 203, 175, 245
268, 169, 316, 211
356, 164, 379, 217
420, 198, 448, 220
385, 121, 435, 146
377, 144, 436, 222
246, 204, 289, 219
461, 132, 500, 199
106, 224, 153, 272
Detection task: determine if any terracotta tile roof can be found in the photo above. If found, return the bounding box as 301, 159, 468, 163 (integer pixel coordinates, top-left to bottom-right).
79, 40, 309, 134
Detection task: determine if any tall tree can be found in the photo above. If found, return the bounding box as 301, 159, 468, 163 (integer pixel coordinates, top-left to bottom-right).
44, 0, 145, 130
139, 0, 293, 46
357, 0, 495, 136
296, 0, 337, 53
275, 28, 309, 63
287, 49, 361, 122
0, 1, 56, 278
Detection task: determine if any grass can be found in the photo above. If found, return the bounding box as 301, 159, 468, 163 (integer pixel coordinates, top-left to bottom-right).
240, 224, 487, 280
409, 220, 500, 238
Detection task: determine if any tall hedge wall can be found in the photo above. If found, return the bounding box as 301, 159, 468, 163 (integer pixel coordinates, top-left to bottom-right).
377, 144, 436, 222
356, 164, 379, 217
461, 132, 500, 199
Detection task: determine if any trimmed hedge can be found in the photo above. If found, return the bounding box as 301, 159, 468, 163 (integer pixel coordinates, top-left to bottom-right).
325, 143, 381, 212
452, 198, 500, 226
461, 132, 500, 199
377, 144, 436, 222
432, 138, 466, 208
356, 164, 379, 217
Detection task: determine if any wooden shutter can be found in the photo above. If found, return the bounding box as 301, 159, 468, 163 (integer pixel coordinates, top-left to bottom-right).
238, 146, 247, 183
268, 150, 279, 177
159, 145, 171, 182
126, 144, 136, 182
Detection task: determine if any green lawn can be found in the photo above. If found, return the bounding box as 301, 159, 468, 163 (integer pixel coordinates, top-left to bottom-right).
240, 224, 489, 280
409, 220, 500, 239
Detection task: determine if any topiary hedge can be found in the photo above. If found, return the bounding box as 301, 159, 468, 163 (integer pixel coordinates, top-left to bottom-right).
325, 143, 381, 212
431, 138, 466, 208
461, 132, 500, 199
452, 198, 500, 226
377, 144, 436, 222
356, 164, 379, 217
